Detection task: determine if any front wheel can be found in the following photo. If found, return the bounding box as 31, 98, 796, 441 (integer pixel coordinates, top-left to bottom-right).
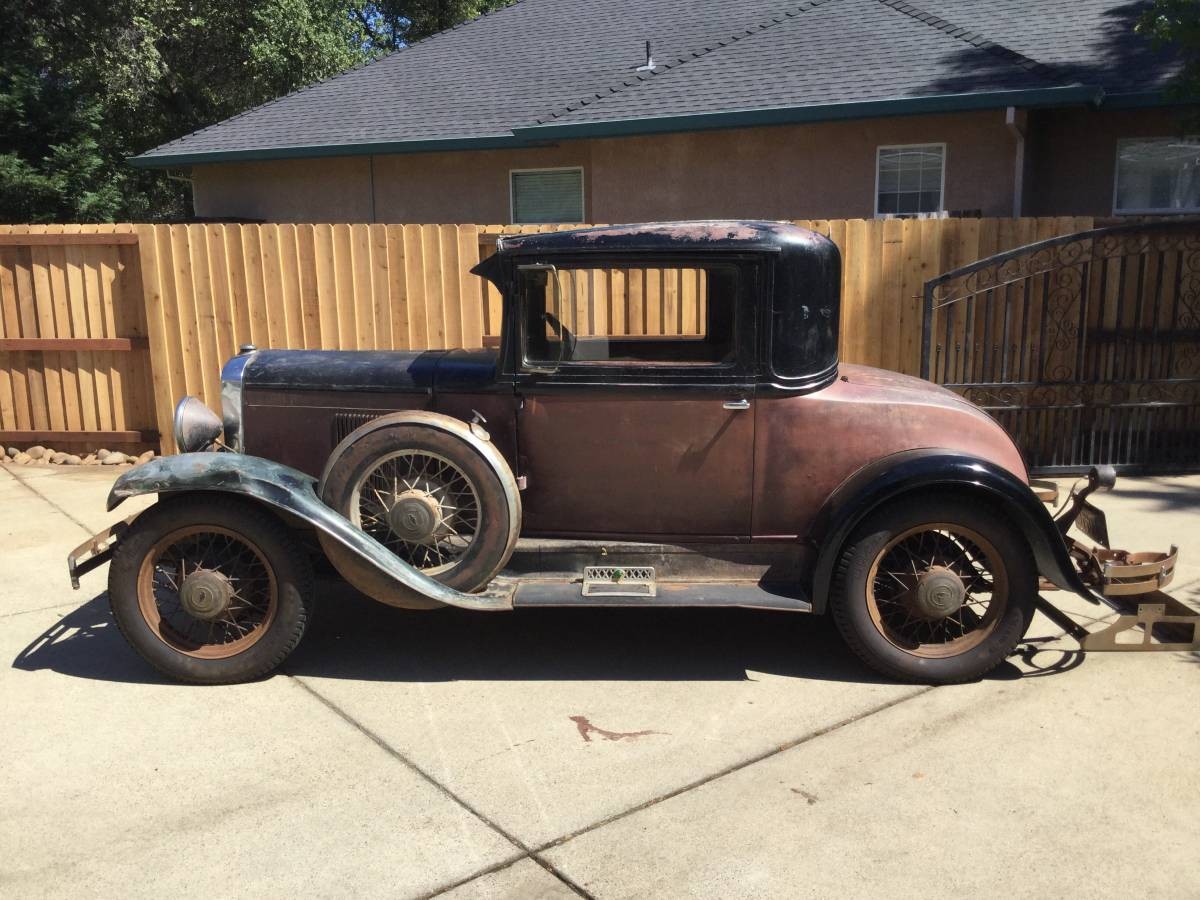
108, 496, 314, 684
830, 496, 1036, 684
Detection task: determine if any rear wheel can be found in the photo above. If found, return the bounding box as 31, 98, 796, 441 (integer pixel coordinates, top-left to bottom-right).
108, 496, 313, 684
830, 496, 1036, 684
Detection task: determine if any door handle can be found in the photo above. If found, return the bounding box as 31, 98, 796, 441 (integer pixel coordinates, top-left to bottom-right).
723, 398, 750, 410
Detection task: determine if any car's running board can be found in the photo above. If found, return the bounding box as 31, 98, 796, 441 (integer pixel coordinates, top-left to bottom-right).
511, 580, 811, 611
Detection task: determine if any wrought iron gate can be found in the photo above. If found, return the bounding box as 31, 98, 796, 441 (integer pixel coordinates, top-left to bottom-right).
922, 219, 1200, 474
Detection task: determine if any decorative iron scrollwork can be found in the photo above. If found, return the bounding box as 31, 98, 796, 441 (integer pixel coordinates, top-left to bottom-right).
926, 219, 1200, 470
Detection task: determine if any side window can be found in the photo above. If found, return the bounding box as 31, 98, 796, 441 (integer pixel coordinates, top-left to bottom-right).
510, 168, 584, 224
519, 263, 739, 369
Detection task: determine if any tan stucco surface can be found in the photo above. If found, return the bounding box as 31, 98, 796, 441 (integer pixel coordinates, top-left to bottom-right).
188, 107, 1190, 224
1026, 107, 1189, 217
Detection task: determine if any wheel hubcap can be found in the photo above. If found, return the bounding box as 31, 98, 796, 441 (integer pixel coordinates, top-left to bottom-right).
179, 568, 235, 620
913, 566, 966, 619
386, 489, 445, 544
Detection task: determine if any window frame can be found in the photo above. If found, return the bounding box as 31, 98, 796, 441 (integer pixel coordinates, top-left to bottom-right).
1111, 136, 1200, 216
509, 166, 586, 225
874, 142, 947, 219
507, 252, 760, 385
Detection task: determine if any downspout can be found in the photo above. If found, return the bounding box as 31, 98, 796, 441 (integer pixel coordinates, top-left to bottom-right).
1005, 107, 1025, 218
369, 155, 378, 223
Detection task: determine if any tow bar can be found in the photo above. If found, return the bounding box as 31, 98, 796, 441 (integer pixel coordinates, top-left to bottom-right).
1032, 466, 1198, 652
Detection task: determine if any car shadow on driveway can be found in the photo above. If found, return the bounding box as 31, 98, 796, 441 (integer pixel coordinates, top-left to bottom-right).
11, 593, 174, 685
12, 583, 1088, 685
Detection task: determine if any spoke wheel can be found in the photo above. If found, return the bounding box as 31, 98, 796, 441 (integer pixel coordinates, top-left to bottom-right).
350, 450, 481, 576
831, 496, 1036, 685
136, 525, 278, 659
866, 523, 1008, 659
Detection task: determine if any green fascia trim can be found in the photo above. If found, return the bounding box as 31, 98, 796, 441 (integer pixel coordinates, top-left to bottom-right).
512, 85, 1106, 141
130, 85, 1106, 168
128, 133, 530, 168
1101, 90, 1192, 110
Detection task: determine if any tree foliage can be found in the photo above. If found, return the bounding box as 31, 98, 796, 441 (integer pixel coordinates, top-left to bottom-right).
0, 0, 511, 222
1137, 0, 1200, 102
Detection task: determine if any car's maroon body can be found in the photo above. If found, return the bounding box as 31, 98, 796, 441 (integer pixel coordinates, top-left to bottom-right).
240, 359, 1025, 544
236, 221, 1026, 549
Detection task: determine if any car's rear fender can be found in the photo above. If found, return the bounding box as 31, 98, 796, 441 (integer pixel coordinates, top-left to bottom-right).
805, 448, 1098, 613
105, 452, 512, 611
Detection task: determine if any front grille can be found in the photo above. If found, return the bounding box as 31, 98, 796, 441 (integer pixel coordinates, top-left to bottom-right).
332, 411, 386, 446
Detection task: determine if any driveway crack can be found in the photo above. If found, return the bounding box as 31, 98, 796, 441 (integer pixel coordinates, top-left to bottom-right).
3, 466, 100, 536
288, 673, 595, 899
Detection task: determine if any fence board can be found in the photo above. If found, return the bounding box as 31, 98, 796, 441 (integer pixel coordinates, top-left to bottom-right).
351, 223, 375, 349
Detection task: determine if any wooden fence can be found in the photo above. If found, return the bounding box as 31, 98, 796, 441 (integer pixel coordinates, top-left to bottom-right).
0, 225, 157, 451
0, 217, 1094, 454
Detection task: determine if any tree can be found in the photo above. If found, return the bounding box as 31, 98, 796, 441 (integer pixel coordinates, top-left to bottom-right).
1137, 0, 1200, 102
350, 1, 514, 48
0, 0, 510, 222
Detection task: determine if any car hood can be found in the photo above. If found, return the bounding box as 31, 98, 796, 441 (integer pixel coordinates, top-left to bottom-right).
238, 348, 497, 393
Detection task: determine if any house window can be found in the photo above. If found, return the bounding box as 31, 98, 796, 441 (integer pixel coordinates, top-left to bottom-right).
1114, 138, 1200, 214
876, 144, 945, 217
510, 168, 584, 224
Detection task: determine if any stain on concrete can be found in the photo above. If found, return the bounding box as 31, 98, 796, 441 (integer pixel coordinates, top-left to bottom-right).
569, 715, 665, 743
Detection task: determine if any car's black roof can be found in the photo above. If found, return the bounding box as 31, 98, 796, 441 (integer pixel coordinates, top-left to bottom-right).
489, 220, 831, 256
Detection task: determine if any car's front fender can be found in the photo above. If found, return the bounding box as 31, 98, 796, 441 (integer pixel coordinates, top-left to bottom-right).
107, 452, 512, 611
805, 448, 1099, 613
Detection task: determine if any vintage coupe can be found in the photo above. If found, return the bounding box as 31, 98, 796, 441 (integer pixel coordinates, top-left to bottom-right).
68, 221, 1188, 685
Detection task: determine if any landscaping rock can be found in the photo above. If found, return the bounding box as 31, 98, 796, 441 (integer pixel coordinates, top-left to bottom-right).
62, 454, 82, 466
101, 451, 129, 465
96, 449, 111, 461
13, 452, 32, 464
26, 445, 46, 460
5, 446, 17, 458
82, 454, 99, 466
50, 452, 68, 464
135, 450, 156, 465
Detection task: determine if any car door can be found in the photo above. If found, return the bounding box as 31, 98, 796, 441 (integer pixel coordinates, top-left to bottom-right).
512, 256, 759, 540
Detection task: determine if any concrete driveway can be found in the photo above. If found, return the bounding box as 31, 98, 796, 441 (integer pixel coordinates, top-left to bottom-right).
2, 465, 1198, 899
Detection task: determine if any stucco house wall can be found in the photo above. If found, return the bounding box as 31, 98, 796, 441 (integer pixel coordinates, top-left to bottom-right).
190, 110, 1021, 223
1024, 107, 1188, 217
189, 107, 1188, 224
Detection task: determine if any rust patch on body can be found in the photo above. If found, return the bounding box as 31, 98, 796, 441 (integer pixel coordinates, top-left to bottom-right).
569, 715, 665, 743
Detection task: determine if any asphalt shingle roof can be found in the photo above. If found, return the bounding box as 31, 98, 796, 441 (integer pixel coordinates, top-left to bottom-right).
134, 0, 1182, 166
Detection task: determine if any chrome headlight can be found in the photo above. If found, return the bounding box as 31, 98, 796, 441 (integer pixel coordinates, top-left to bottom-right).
220, 350, 254, 453
173, 396, 223, 453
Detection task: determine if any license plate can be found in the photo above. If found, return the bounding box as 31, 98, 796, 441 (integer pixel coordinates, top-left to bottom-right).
1075, 499, 1111, 548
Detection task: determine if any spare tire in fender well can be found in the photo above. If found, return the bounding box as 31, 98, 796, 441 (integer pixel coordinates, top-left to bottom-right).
805, 448, 1097, 613
317, 410, 522, 601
